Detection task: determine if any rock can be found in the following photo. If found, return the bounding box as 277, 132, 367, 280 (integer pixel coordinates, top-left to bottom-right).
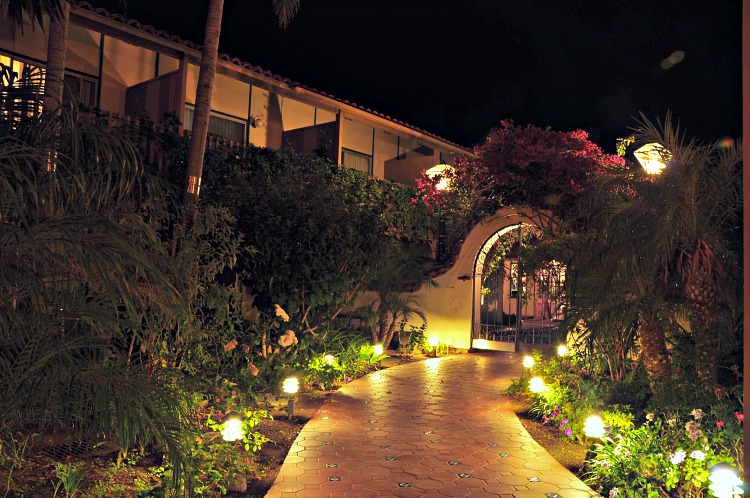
226, 473, 247, 493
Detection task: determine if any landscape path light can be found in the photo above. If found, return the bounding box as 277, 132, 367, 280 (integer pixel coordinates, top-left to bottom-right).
220, 411, 244, 441
324, 354, 335, 366
708, 463, 744, 498
428, 336, 439, 357
582, 415, 608, 439
521, 354, 534, 381
557, 345, 568, 357
528, 376, 546, 393
373, 344, 384, 356
282, 376, 299, 419
634, 142, 671, 175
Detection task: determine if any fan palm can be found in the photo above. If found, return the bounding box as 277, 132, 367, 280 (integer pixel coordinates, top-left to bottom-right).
0, 103, 192, 481
568, 114, 742, 391
629, 114, 742, 385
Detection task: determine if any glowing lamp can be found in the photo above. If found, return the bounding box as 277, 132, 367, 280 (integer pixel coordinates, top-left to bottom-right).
557, 345, 568, 357
425, 164, 454, 191
634, 142, 671, 175
282, 377, 299, 394
708, 463, 743, 498
528, 377, 546, 393
523, 356, 534, 369
428, 336, 439, 347
324, 354, 335, 365
583, 415, 607, 439
220, 411, 244, 441
373, 344, 384, 356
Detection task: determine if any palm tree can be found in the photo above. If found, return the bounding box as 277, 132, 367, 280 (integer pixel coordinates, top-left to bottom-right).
1, 0, 69, 115
41, 0, 69, 115
568, 114, 742, 390
357, 245, 433, 348
630, 115, 742, 385
564, 217, 675, 390
184, 0, 300, 204
0, 103, 192, 480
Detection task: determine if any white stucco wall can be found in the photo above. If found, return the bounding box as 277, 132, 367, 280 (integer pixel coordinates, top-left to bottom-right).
407, 208, 537, 350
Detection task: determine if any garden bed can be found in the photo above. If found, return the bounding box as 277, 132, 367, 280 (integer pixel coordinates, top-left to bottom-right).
0, 353, 587, 497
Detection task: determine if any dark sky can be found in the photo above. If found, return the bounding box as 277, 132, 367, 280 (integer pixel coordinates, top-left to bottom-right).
91, 0, 742, 151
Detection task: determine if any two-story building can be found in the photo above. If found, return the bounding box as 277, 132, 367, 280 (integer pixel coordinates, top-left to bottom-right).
0, 1, 472, 186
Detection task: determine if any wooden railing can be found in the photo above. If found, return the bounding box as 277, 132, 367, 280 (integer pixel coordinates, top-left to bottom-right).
81, 109, 250, 175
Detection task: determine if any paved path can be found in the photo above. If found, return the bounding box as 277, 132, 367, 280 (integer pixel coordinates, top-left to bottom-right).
266, 352, 600, 497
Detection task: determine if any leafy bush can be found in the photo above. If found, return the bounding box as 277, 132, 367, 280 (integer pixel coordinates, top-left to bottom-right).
511, 349, 743, 497
585, 403, 743, 497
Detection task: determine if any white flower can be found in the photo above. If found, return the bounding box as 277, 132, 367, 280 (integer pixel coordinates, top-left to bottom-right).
670, 450, 686, 465
646, 412, 655, 421
609, 488, 619, 498
691, 408, 703, 420
690, 450, 706, 461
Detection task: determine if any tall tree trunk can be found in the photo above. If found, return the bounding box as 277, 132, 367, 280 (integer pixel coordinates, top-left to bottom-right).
685, 267, 721, 386
184, 0, 224, 205
639, 316, 671, 390
42, 0, 69, 116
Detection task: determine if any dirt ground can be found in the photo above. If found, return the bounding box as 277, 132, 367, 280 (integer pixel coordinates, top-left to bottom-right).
1, 353, 586, 497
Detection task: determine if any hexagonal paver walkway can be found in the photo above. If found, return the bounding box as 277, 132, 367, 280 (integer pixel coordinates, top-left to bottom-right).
266, 351, 600, 497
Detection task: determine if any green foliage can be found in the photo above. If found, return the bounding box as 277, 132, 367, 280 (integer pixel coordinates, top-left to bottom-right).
585, 403, 743, 497
1, 432, 33, 495
189, 145, 432, 335
53, 460, 87, 498
399, 320, 428, 355
513, 349, 743, 497
0, 104, 195, 486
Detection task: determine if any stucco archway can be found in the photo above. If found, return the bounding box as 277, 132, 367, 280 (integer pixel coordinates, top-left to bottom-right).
407, 207, 543, 350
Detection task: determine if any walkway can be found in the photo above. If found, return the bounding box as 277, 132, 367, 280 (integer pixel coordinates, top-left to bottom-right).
266, 352, 600, 498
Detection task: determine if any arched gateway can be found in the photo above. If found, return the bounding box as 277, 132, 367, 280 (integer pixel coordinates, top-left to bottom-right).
407, 207, 562, 351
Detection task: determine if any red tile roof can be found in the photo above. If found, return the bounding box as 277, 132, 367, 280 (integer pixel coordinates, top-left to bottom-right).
73, 0, 472, 152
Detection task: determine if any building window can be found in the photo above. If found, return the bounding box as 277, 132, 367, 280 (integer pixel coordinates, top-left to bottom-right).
0, 54, 45, 118
342, 148, 372, 174
63, 73, 97, 108
184, 106, 246, 144
1, 53, 98, 111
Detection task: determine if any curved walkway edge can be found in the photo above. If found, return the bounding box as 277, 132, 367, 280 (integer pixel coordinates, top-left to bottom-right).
266, 352, 601, 498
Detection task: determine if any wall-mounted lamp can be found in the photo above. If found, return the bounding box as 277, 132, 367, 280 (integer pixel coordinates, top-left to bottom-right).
249, 114, 263, 128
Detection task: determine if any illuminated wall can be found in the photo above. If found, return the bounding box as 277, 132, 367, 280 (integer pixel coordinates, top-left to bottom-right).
405, 208, 537, 350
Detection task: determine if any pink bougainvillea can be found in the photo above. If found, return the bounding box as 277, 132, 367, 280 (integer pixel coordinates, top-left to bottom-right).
413, 120, 625, 221
475, 120, 625, 212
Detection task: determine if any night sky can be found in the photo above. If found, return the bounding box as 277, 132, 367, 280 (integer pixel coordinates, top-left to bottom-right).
90, 0, 742, 151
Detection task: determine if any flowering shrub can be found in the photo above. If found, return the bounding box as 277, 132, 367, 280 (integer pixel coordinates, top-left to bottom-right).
524, 350, 607, 442
512, 349, 743, 497
475, 120, 625, 217
585, 405, 743, 497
